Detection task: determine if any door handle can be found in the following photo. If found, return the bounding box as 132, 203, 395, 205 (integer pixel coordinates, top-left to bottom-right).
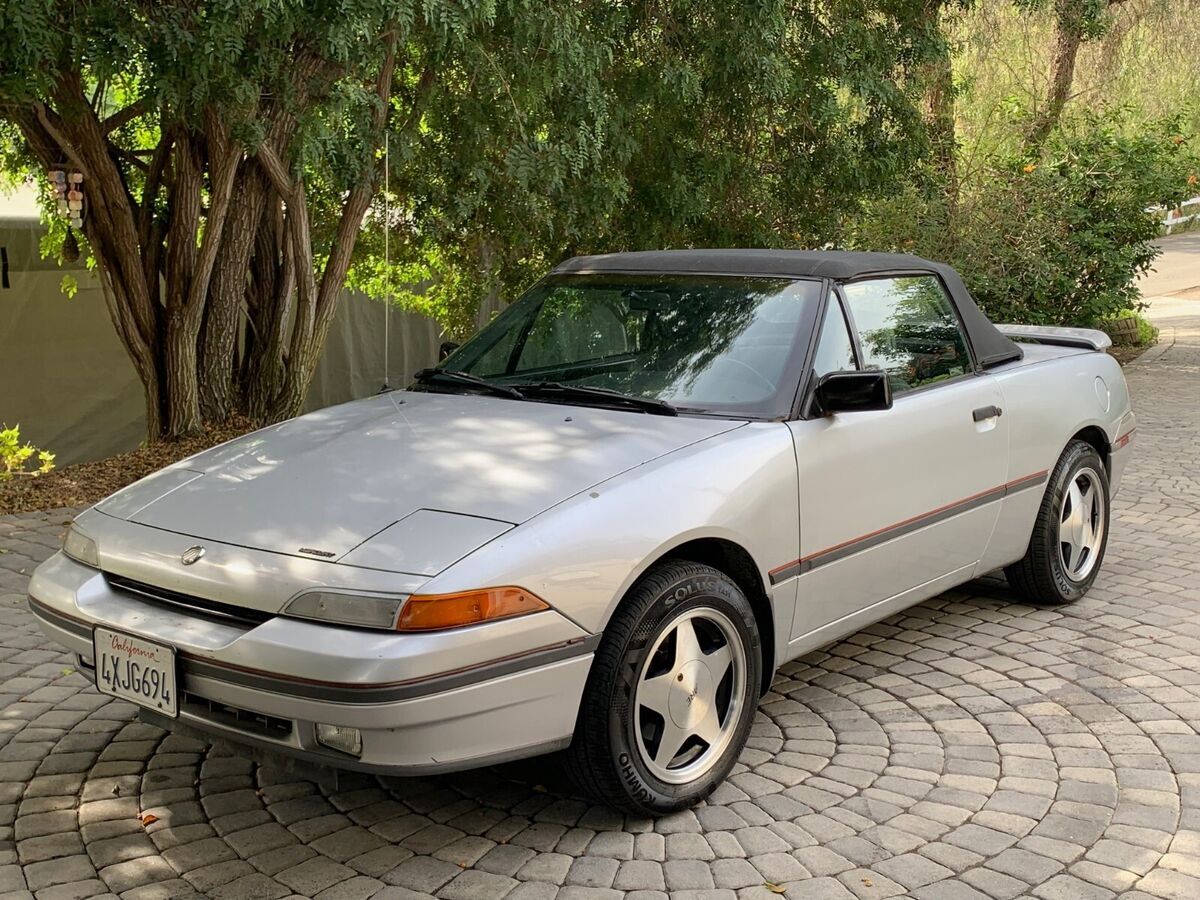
972, 405, 1003, 422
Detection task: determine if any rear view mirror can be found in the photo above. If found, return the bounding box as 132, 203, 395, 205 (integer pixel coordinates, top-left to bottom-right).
815, 370, 892, 414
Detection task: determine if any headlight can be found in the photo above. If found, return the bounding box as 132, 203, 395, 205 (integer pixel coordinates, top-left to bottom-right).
283, 591, 405, 629
283, 586, 550, 631
63, 523, 99, 568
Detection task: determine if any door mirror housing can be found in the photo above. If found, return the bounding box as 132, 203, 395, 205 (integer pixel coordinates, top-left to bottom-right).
815, 370, 892, 415
439, 340, 461, 361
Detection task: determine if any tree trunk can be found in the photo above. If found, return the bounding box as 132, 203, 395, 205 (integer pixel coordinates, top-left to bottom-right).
164, 309, 203, 436
258, 31, 398, 424
1027, 0, 1088, 147
200, 166, 267, 420
244, 194, 294, 420
921, 0, 957, 191
3, 36, 399, 441
161, 133, 205, 436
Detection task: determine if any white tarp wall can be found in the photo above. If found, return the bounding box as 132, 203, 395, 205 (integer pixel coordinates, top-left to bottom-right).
0, 216, 446, 466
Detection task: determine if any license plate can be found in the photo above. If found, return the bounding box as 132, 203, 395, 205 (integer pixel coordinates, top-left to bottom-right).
93, 627, 178, 717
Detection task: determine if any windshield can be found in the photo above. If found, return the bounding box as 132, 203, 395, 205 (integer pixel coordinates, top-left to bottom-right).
438, 274, 822, 417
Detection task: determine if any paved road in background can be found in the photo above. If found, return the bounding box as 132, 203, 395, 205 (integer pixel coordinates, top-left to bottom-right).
1139, 232, 1200, 299
0, 243, 1197, 899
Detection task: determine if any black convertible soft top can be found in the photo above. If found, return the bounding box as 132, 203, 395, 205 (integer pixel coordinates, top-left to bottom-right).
553, 249, 1023, 369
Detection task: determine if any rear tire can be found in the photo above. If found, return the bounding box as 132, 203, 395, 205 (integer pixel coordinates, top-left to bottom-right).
563, 560, 761, 815
1005, 440, 1109, 605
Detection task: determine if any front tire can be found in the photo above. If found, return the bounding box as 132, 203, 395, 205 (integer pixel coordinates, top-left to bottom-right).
563, 560, 761, 815
1005, 439, 1110, 604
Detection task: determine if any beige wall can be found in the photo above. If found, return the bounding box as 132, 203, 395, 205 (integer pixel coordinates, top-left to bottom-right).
0, 217, 444, 466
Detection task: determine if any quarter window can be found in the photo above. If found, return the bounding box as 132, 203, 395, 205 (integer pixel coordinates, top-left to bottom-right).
842, 276, 973, 394
812, 296, 858, 378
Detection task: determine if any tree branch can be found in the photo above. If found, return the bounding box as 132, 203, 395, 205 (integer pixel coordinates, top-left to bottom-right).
112, 144, 150, 173
101, 98, 149, 134
139, 130, 173, 250
255, 141, 294, 200
50, 70, 159, 348
184, 113, 242, 324
34, 102, 87, 172
268, 29, 400, 420
399, 65, 436, 136
315, 28, 399, 316
164, 132, 202, 312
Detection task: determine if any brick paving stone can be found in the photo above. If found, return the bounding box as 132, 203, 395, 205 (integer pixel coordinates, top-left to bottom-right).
209, 872, 290, 898
275, 856, 358, 895
22, 853, 94, 891
382, 856, 461, 893
437, 868, 517, 900
566, 854, 619, 888
611, 858, 665, 891
98, 855, 178, 893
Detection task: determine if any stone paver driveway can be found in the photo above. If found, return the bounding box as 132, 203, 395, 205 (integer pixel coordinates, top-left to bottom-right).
2, 311, 1200, 900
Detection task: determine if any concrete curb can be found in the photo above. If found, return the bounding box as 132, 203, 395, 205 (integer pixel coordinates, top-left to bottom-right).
1127, 329, 1175, 367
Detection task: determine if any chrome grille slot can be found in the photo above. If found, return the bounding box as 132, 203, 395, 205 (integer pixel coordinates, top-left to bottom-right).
105, 573, 273, 628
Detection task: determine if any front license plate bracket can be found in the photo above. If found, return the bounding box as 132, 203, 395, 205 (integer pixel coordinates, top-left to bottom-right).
93, 627, 179, 718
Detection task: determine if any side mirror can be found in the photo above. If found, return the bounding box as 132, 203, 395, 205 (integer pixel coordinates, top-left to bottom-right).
439, 340, 460, 361
815, 370, 892, 415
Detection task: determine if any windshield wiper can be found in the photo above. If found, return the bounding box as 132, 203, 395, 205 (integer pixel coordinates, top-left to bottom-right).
513, 382, 678, 416
412, 368, 526, 400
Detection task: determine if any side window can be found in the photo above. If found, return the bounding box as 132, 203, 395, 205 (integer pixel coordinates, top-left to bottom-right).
812, 295, 858, 378
842, 276, 973, 394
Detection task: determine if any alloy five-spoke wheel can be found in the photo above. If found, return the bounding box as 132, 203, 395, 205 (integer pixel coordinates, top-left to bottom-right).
564, 560, 761, 814
1058, 466, 1106, 582
633, 608, 747, 784
1006, 439, 1110, 605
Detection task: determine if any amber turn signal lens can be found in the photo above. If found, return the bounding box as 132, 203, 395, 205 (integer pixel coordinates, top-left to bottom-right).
396, 587, 549, 632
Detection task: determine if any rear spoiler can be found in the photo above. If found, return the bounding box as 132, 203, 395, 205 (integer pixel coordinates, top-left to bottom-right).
995, 324, 1111, 351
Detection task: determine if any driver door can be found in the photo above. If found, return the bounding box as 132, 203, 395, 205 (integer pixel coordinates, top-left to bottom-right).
786, 278, 1009, 642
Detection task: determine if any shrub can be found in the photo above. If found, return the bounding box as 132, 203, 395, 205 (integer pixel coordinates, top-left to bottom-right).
848, 115, 1198, 326
0, 425, 55, 480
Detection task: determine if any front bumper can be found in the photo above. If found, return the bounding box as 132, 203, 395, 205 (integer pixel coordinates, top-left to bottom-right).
29, 552, 595, 774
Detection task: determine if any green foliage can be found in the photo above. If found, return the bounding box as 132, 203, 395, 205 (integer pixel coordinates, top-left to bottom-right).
352, 0, 945, 334
0, 425, 55, 481
2, 0, 1189, 365
850, 114, 1199, 326
955, 0, 1200, 160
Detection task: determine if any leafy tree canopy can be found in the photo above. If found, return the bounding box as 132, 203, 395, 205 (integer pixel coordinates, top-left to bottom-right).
353, 0, 946, 335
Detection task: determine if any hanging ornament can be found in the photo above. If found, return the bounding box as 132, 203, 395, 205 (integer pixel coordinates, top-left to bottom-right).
47, 167, 86, 233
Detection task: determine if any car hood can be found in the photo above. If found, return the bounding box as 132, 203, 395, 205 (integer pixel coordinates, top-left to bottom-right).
96, 391, 744, 567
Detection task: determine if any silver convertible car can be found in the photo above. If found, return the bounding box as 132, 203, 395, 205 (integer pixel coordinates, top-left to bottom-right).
29, 250, 1134, 813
